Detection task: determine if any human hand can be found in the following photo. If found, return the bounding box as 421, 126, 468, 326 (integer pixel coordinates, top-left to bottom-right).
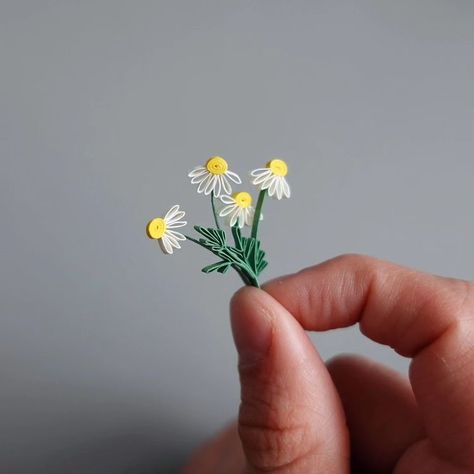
182, 255, 474, 473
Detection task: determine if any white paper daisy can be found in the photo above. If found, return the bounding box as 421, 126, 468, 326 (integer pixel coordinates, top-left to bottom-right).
219, 192, 258, 228
146, 205, 187, 255
188, 156, 242, 198
250, 159, 290, 200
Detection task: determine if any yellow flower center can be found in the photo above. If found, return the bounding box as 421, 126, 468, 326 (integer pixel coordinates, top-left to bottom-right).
233, 191, 252, 208
146, 218, 167, 239
266, 159, 288, 177
206, 156, 228, 175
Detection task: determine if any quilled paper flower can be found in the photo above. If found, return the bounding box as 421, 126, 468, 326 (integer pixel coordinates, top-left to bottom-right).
250, 159, 291, 200
146, 205, 187, 255
219, 192, 256, 228
188, 156, 242, 198
147, 157, 290, 287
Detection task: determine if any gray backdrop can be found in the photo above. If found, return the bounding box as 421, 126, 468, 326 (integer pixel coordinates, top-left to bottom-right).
1, 1, 473, 473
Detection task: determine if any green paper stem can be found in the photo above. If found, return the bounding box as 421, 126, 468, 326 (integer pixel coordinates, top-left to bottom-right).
184, 234, 205, 247
251, 189, 266, 239
210, 191, 221, 230
247, 274, 260, 288
235, 266, 253, 286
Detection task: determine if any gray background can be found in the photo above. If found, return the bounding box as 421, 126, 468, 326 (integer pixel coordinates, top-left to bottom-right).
1, 1, 473, 473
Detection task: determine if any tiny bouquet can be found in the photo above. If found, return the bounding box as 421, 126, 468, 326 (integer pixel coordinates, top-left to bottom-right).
146, 156, 290, 288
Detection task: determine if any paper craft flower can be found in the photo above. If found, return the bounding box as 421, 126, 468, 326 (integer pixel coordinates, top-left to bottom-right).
219, 192, 256, 228
188, 156, 241, 198
146, 205, 187, 255
147, 157, 291, 287
250, 159, 291, 200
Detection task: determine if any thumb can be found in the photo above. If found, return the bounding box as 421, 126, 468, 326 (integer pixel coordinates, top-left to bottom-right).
230, 287, 349, 473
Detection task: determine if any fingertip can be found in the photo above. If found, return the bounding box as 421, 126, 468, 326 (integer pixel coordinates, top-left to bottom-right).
230, 285, 261, 314
230, 287, 275, 366
230, 286, 271, 327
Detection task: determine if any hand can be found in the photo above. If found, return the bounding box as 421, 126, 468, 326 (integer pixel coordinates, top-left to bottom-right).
182, 255, 474, 473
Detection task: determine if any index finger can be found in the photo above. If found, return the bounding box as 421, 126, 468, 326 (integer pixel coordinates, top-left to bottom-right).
264, 254, 474, 469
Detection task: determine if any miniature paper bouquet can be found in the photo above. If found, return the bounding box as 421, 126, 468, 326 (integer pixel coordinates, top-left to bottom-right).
146, 156, 290, 288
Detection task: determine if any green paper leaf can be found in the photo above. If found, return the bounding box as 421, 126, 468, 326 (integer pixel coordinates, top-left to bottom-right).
257, 259, 268, 274
202, 261, 231, 274
231, 225, 244, 251
190, 224, 267, 286
194, 225, 226, 247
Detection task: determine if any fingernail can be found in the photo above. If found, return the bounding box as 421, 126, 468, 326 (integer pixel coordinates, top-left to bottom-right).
230, 289, 273, 365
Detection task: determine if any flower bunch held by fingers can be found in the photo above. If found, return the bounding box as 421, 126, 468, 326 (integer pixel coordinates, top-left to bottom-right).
146, 156, 291, 288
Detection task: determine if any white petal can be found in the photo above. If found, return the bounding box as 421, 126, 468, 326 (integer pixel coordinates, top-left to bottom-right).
250, 168, 270, 177
167, 211, 185, 224
213, 175, 222, 197
260, 175, 275, 191
165, 205, 185, 223
167, 230, 186, 241
276, 179, 283, 200
220, 195, 234, 204
226, 170, 242, 184
283, 178, 291, 198
191, 173, 208, 184
268, 178, 278, 197
219, 204, 236, 217
244, 208, 254, 226
164, 205, 178, 221
229, 208, 240, 227
204, 175, 217, 195
252, 170, 272, 186
197, 173, 212, 193
221, 175, 232, 194
188, 167, 206, 178
159, 235, 174, 255
166, 233, 181, 249
167, 220, 187, 229
238, 211, 245, 228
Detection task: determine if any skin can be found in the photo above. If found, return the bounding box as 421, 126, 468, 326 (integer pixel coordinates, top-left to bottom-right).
181, 255, 474, 474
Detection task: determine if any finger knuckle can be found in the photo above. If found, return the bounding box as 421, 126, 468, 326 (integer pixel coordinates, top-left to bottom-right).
450, 279, 474, 321
239, 417, 311, 472
330, 253, 375, 269
238, 391, 315, 472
